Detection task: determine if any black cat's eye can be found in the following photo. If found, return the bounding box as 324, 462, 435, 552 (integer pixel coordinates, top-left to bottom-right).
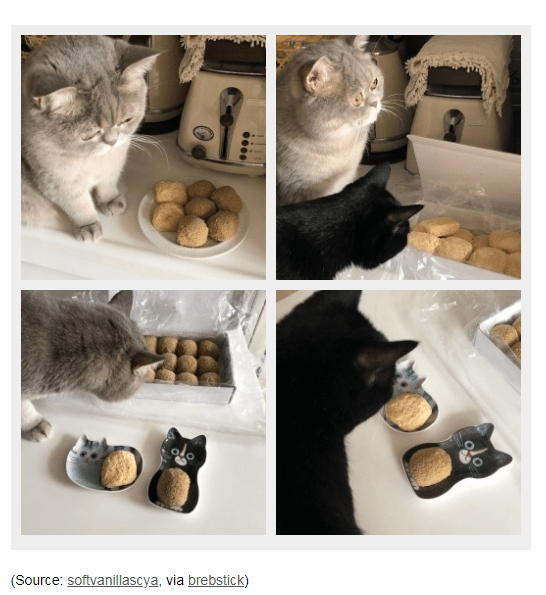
465, 441, 475, 450
473, 458, 483, 467
370, 78, 378, 91
187, 453, 195, 461
171, 448, 180, 455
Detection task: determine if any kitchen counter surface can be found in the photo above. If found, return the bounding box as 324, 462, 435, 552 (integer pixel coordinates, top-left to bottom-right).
21, 131, 266, 280
276, 290, 521, 536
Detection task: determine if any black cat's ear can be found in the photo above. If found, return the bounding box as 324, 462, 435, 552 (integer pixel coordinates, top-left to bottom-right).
131, 351, 165, 377
300, 57, 335, 95
309, 290, 361, 310
388, 204, 424, 225
357, 340, 418, 383
477, 423, 495, 440
366, 162, 391, 188
27, 71, 79, 114
168, 428, 182, 440
192, 435, 207, 447
108, 290, 134, 317
494, 450, 513, 468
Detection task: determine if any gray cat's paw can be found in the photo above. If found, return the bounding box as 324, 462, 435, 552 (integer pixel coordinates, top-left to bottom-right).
97, 195, 127, 217
74, 221, 102, 242
22, 420, 53, 442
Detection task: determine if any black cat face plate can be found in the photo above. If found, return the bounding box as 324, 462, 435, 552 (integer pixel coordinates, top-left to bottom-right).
402, 423, 512, 499
66, 435, 143, 492
148, 427, 207, 513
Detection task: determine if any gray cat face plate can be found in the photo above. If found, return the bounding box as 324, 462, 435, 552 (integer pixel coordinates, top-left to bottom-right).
402, 423, 512, 499
381, 359, 439, 432
66, 435, 143, 492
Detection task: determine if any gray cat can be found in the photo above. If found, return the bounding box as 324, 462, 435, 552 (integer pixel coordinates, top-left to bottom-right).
21, 35, 158, 241
276, 35, 383, 205
21, 291, 164, 442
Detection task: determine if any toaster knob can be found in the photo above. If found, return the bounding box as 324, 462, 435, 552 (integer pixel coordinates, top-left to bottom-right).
191, 145, 207, 160
220, 114, 234, 127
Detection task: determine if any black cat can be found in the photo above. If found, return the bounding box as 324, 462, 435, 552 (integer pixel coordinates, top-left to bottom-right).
276, 162, 423, 280
276, 290, 417, 535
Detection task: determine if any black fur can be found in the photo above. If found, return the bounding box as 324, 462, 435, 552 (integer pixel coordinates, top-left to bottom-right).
276, 290, 417, 535
276, 163, 423, 280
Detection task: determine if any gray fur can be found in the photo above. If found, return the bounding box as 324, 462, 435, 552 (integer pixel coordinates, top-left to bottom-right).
21, 36, 158, 241
276, 35, 383, 205
21, 291, 164, 441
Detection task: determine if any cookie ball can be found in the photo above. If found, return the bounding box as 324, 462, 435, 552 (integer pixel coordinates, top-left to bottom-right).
144, 368, 156, 382
187, 180, 216, 199
211, 186, 243, 214
157, 467, 191, 507
176, 355, 198, 375
158, 336, 178, 354
154, 180, 188, 205
176, 372, 199, 385
161, 353, 177, 372
450, 228, 474, 243
152, 202, 185, 232
386, 393, 432, 431
491, 324, 519, 347
513, 316, 521, 337
198, 339, 220, 360
197, 355, 219, 375
411, 221, 428, 233
177, 339, 198, 357
488, 230, 521, 254
207, 210, 239, 242
177, 215, 209, 248
144, 336, 158, 353
155, 369, 176, 383
199, 372, 222, 385
471, 234, 490, 250
512, 341, 521, 360
185, 197, 217, 220
435, 236, 473, 262
101, 450, 137, 488
420, 217, 460, 237
407, 231, 441, 254
409, 447, 452, 487
504, 252, 521, 278
468, 247, 507, 274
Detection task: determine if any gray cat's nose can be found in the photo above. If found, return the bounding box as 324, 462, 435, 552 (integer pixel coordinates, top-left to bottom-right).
103, 132, 118, 146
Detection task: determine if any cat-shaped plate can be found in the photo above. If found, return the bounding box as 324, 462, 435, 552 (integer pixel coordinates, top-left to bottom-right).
402, 423, 512, 499
148, 428, 207, 513
138, 191, 250, 259
66, 435, 143, 492
381, 359, 439, 432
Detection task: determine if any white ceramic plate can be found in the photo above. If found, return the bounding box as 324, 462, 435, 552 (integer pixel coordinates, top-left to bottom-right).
138, 191, 250, 260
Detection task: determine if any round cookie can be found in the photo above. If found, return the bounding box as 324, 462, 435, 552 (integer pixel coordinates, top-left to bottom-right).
154, 180, 188, 205
511, 341, 521, 360
101, 450, 137, 488
200, 372, 222, 385
471, 234, 490, 250
157, 467, 191, 507
176, 372, 199, 385
177, 339, 198, 357
177, 215, 209, 248
210, 186, 243, 213
491, 324, 519, 347
176, 355, 198, 375
144, 336, 158, 353
409, 447, 452, 487
513, 316, 521, 337
198, 339, 220, 360
155, 369, 176, 383
197, 355, 219, 375
435, 236, 473, 262
157, 336, 178, 354
187, 180, 216, 199
488, 230, 521, 254
386, 393, 432, 431
407, 231, 441, 254
152, 202, 185, 232
185, 197, 217, 220
504, 252, 521, 278
161, 352, 177, 372
420, 217, 460, 237
144, 367, 156, 382
207, 210, 239, 242
468, 247, 508, 274
450, 228, 474, 243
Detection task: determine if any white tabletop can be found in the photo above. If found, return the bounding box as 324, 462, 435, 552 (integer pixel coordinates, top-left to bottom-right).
21, 132, 266, 280
276, 290, 521, 535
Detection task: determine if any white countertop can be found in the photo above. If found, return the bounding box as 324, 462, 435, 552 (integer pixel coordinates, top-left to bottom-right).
21, 131, 266, 280
276, 290, 521, 535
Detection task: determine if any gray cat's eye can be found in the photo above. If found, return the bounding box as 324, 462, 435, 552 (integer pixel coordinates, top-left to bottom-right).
370, 78, 378, 90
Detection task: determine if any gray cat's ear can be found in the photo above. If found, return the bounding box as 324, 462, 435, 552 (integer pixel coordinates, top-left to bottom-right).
115, 40, 159, 87
131, 351, 165, 377
358, 340, 418, 384
300, 57, 335, 95
348, 35, 370, 51
108, 291, 133, 317
27, 71, 79, 114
